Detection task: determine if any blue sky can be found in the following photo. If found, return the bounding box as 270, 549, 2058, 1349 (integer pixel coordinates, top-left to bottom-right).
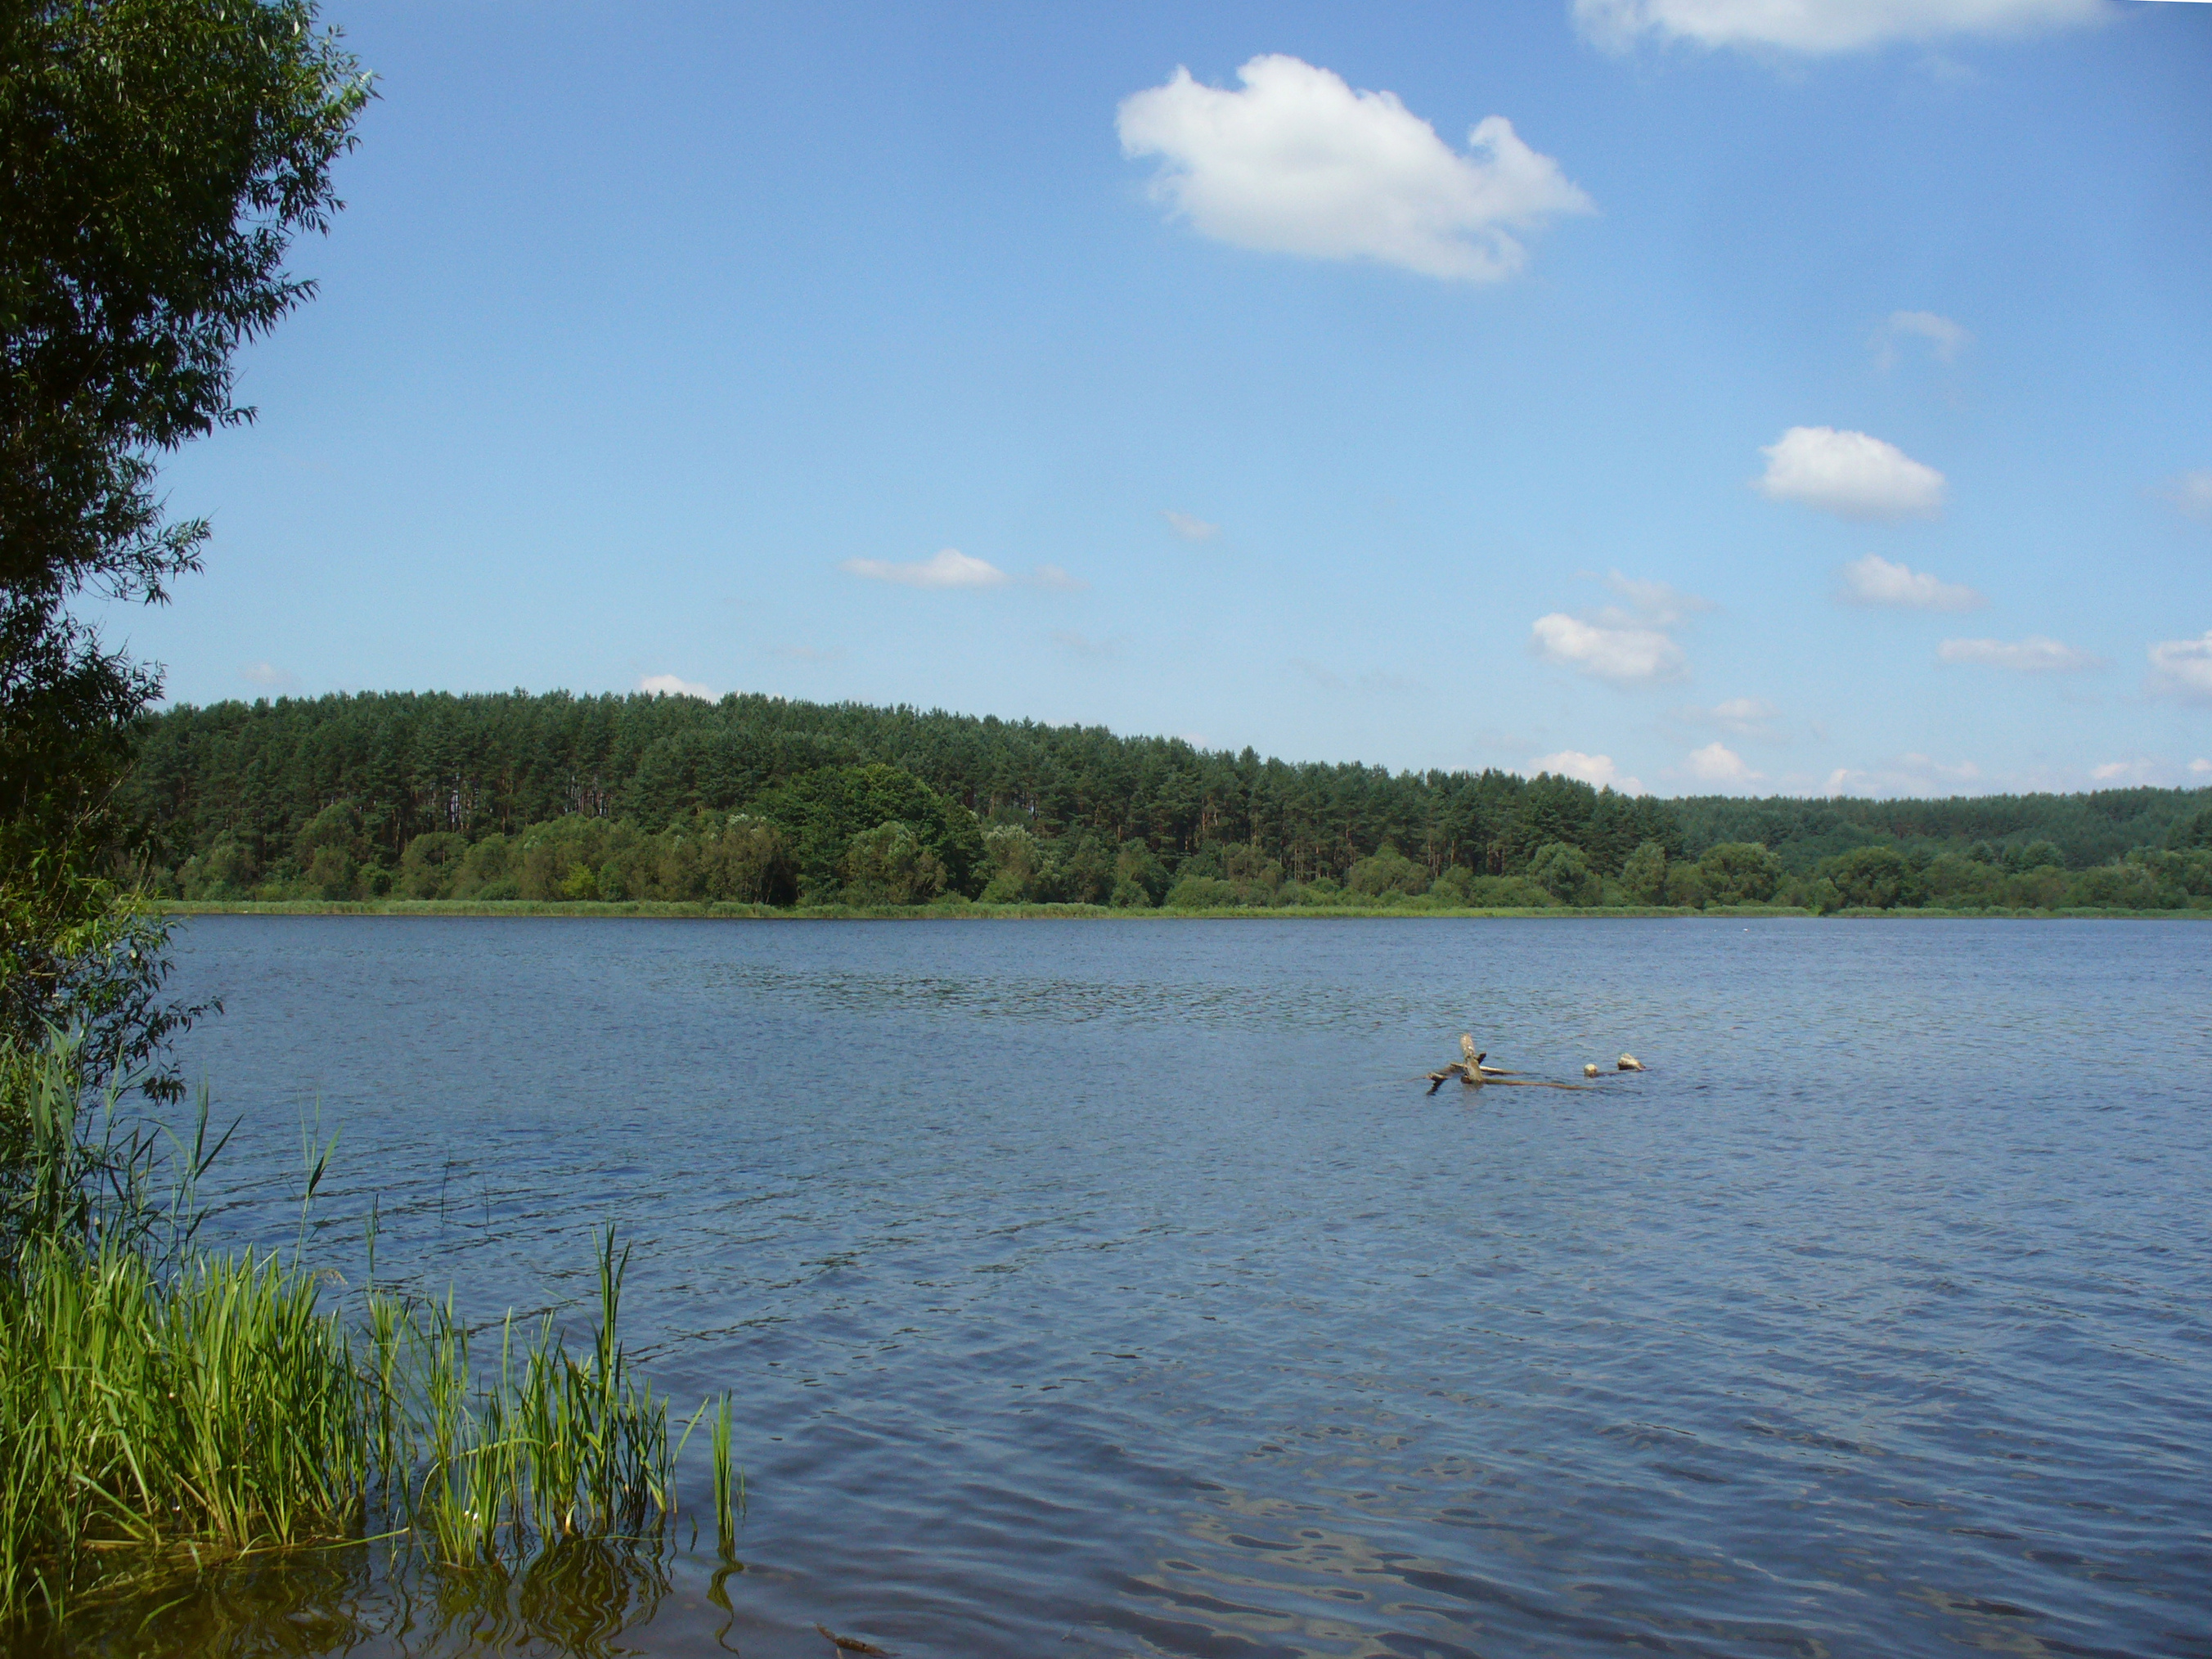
101, 0, 2212, 796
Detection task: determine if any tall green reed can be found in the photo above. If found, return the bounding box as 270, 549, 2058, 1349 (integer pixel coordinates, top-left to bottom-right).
0, 1034, 743, 1630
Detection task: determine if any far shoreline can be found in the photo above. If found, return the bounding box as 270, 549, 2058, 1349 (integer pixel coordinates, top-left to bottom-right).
156, 900, 2211, 923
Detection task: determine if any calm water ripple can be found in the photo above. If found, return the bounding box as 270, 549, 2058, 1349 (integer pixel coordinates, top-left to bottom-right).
75, 917, 2212, 1657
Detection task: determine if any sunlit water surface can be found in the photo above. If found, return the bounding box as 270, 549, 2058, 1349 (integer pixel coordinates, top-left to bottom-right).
56, 917, 2212, 1657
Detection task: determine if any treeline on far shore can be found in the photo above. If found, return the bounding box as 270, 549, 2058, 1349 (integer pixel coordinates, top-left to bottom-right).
122, 690, 2212, 915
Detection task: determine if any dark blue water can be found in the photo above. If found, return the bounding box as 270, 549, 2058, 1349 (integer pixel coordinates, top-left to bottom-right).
132, 916, 2212, 1657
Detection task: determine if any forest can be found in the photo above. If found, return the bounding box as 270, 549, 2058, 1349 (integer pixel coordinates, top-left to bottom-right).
121, 690, 2212, 914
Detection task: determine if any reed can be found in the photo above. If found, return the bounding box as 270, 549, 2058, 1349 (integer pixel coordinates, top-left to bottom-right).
0, 1039, 743, 1630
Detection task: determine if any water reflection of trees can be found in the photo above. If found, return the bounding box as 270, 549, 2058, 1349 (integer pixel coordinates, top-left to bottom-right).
49, 1535, 696, 1658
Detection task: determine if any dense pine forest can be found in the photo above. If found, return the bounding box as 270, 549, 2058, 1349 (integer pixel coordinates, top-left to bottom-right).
122, 690, 2212, 913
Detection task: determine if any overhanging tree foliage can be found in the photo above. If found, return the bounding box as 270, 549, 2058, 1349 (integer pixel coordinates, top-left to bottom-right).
0, 0, 368, 1093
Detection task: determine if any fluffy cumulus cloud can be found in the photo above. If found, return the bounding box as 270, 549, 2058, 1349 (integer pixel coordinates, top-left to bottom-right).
1573, 0, 2106, 55
1117, 55, 1591, 281
1531, 570, 1706, 685
840, 548, 1009, 589
1683, 741, 1762, 785
1938, 636, 2103, 672
2147, 631, 2212, 703
240, 661, 298, 692
1839, 553, 1984, 611
2193, 758, 2212, 777
638, 673, 713, 699
1757, 427, 1946, 520
1531, 613, 1686, 683
1531, 749, 1643, 794
1163, 510, 1220, 541
1874, 310, 1971, 370
2161, 470, 2212, 520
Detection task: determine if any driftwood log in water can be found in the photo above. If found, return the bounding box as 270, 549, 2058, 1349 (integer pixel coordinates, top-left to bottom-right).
1425, 1033, 1598, 1094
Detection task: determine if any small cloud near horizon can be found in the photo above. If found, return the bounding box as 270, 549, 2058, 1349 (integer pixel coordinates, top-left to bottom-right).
241, 661, 298, 693
1840, 553, 1984, 611
2090, 758, 2164, 785
1757, 426, 1946, 521
1163, 510, 1220, 541
1938, 636, 2103, 672
1117, 54, 1590, 282
1681, 740, 1764, 787
638, 672, 713, 699
1531, 749, 1644, 794
1825, 753, 1986, 797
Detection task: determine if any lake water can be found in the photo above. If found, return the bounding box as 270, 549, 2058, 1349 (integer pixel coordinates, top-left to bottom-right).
76, 916, 2212, 1657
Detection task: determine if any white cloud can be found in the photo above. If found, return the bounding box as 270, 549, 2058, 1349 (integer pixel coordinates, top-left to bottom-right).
639, 673, 713, 699
2190, 758, 2212, 776
1824, 753, 1986, 796
840, 548, 1009, 589
1032, 564, 1086, 591
1688, 696, 1780, 737
1531, 613, 1687, 683
1531, 749, 1644, 794
2147, 631, 2212, 703
1531, 570, 1706, 686
240, 661, 297, 692
2160, 470, 2212, 519
1163, 510, 1221, 541
1839, 553, 1985, 611
1756, 426, 1946, 520
1117, 54, 1591, 282
1707, 695, 1778, 734
1574, 0, 2106, 55
1939, 636, 2103, 672
1684, 740, 1764, 785
1874, 310, 1972, 369
2090, 759, 2157, 785
1599, 570, 1711, 627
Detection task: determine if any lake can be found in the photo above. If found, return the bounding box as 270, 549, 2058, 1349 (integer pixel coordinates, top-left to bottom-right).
76, 915, 2212, 1657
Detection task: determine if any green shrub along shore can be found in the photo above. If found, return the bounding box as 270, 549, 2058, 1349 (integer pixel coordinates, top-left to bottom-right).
125, 690, 2212, 916
0, 1039, 739, 1632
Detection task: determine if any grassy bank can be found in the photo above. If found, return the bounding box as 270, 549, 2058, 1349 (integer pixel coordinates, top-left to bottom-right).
0, 1043, 737, 1631
156, 898, 2212, 921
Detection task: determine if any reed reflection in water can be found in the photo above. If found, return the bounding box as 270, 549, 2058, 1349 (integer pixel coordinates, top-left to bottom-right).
52, 1533, 713, 1659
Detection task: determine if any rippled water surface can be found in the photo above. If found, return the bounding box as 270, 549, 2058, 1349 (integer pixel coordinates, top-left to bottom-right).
95, 917, 2212, 1656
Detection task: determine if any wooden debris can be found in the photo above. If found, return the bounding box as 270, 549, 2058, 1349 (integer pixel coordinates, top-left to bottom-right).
1424, 1032, 1597, 1093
